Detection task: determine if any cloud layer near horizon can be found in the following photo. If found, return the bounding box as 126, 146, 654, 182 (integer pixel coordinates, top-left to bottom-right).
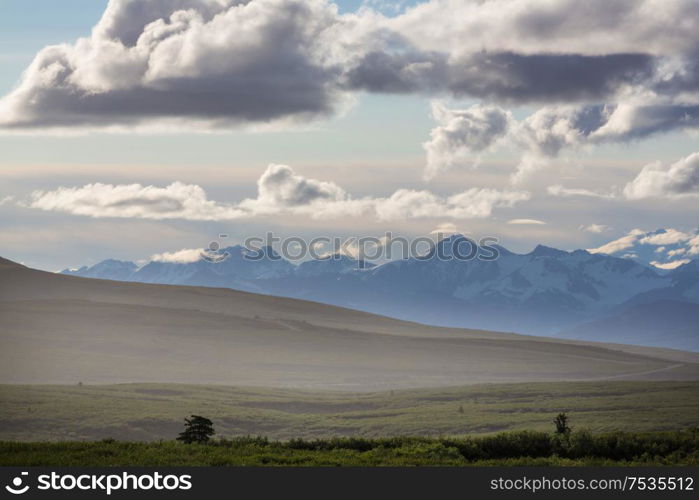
27, 164, 530, 221
1, 0, 698, 132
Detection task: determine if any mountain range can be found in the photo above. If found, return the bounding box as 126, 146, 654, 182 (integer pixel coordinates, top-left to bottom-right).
61, 234, 699, 351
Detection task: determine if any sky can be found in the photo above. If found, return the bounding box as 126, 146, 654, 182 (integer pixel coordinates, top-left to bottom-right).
0, 0, 697, 271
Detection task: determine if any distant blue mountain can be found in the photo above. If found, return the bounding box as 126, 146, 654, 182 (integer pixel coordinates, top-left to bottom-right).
60, 235, 699, 350
559, 300, 699, 352
62, 259, 137, 281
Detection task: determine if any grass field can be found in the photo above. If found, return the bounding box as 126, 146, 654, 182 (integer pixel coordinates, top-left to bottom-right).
2, 430, 698, 466
1, 381, 698, 442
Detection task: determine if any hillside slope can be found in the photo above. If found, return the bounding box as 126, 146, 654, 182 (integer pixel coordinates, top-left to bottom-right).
2, 257, 698, 390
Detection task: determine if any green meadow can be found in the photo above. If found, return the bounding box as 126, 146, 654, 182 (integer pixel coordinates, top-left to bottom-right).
1, 381, 697, 442
2, 431, 698, 466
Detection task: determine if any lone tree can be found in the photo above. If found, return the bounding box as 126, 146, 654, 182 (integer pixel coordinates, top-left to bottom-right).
177, 415, 215, 444
553, 412, 571, 435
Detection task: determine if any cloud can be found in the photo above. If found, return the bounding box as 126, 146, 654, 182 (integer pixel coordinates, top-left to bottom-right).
506, 103, 644, 183
423, 102, 512, 179
501, 99, 699, 183
429, 222, 465, 235
547, 185, 615, 199
688, 236, 699, 256
0, 0, 353, 131
345, 50, 654, 103
425, 99, 699, 182
373, 188, 529, 220
390, 0, 697, 59
27, 164, 530, 221
640, 229, 693, 246
507, 219, 546, 225
588, 228, 645, 254
385, 0, 699, 113
668, 248, 687, 257
2, 0, 699, 133
29, 182, 247, 220
623, 151, 699, 199
516, 106, 606, 156
590, 99, 699, 142
151, 248, 205, 263
444, 52, 654, 103
650, 259, 690, 270
588, 228, 699, 263
580, 224, 610, 233
0, 196, 14, 206
240, 164, 349, 212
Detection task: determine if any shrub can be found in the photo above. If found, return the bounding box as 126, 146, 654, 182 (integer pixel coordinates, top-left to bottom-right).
177, 415, 215, 444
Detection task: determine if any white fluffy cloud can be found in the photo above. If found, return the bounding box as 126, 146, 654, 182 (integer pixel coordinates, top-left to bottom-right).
517, 106, 599, 157
1, 0, 698, 132
373, 188, 529, 220
151, 248, 205, 263
624, 152, 699, 199
0, 0, 354, 130
239, 164, 350, 214
650, 259, 690, 270
29, 182, 247, 220
588, 229, 645, 255
423, 102, 512, 179
640, 229, 693, 245
580, 224, 610, 233
425, 100, 699, 182
511, 101, 699, 182
27, 164, 529, 221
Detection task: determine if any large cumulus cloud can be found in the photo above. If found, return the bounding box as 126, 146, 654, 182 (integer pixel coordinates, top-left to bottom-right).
0, 0, 353, 129
1, 0, 698, 131
423, 102, 513, 179
624, 152, 699, 199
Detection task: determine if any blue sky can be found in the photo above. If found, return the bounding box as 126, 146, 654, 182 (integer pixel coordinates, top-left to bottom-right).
0, 0, 697, 271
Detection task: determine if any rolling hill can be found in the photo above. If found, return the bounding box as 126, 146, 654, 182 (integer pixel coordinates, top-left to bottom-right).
59, 235, 699, 350
2, 256, 698, 390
